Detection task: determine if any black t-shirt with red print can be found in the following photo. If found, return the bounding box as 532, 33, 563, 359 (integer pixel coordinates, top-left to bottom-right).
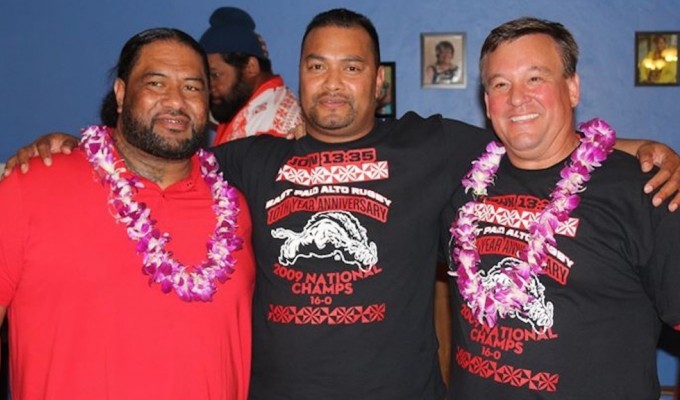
214, 112, 491, 399
442, 150, 680, 400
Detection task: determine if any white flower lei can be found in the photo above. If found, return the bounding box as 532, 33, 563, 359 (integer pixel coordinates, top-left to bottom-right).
450, 118, 616, 327
81, 125, 242, 302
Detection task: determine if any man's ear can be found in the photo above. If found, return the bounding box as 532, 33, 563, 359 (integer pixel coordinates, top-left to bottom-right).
113, 78, 126, 114
374, 65, 385, 100
568, 73, 580, 108
243, 56, 261, 79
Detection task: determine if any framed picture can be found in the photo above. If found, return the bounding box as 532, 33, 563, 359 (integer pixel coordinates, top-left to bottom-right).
376, 61, 396, 118
421, 32, 466, 89
635, 31, 678, 86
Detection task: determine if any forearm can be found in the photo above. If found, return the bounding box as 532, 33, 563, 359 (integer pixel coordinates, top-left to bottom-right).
614, 138, 649, 157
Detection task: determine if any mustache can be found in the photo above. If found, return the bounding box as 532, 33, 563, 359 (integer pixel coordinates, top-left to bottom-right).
314, 92, 350, 102
154, 108, 192, 120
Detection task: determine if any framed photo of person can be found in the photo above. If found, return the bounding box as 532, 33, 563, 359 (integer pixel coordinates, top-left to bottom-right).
635, 31, 679, 86
421, 32, 466, 89
376, 61, 396, 118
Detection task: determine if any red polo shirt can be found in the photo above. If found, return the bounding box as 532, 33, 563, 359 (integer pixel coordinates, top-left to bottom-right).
0, 147, 254, 400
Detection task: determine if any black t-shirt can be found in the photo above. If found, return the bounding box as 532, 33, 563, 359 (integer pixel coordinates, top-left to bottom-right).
213, 112, 491, 399
442, 149, 680, 400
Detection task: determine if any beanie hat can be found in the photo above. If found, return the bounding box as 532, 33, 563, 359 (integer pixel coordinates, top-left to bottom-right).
198, 7, 268, 59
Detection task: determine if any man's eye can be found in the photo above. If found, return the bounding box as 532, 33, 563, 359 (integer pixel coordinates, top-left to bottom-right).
346, 64, 365, 73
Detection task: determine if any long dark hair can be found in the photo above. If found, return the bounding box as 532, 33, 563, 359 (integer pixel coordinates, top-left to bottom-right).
100, 28, 209, 126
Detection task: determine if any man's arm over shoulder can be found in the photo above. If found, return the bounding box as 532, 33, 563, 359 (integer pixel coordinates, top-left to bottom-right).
620, 152, 680, 330
210, 135, 292, 193
2, 133, 79, 178
441, 117, 494, 143
210, 138, 253, 190
614, 138, 680, 211
643, 203, 680, 331
440, 117, 495, 171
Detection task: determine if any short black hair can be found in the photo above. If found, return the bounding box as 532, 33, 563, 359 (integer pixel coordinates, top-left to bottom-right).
301, 8, 381, 67
480, 17, 579, 86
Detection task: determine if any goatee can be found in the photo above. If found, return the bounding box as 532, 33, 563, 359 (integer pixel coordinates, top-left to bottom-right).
120, 109, 206, 160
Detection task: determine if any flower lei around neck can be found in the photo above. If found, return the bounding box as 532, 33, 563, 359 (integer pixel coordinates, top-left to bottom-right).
449, 118, 616, 327
81, 125, 242, 302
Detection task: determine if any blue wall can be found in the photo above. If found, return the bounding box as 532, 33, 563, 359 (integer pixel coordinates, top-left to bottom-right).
1, 0, 678, 386
1, 0, 679, 161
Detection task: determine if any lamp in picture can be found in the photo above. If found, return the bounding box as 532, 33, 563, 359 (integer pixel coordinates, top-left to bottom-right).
636, 31, 679, 86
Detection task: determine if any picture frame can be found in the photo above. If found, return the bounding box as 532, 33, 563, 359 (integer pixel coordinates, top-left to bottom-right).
421, 32, 466, 89
376, 61, 396, 118
635, 31, 679, 86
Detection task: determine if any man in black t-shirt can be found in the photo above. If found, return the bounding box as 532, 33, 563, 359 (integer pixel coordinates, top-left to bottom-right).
444, 17, 680, 399
216, 10, 680, 399
213, 10, 491, 398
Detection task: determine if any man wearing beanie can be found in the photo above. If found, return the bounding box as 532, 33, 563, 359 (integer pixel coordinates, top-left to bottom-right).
199, 6, 301, 145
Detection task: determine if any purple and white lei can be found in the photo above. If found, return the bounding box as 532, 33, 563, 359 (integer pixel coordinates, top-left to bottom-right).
450, 118, 616, 327
81, 125, 242, 302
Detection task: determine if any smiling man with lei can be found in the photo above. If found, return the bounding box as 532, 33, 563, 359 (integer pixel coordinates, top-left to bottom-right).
443, 17, 680, 400
0, 28, 254, 400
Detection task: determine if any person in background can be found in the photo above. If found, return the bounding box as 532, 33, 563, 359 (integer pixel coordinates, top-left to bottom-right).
199, 6, 302, 144
444, 17, 680, 399
425, 40, 461, 85
0, 28, 254, 400
4, 9, 680, 399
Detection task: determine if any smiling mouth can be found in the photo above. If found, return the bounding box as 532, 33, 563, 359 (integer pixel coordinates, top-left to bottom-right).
156, 117, 190, 132
510, 113, 539, 122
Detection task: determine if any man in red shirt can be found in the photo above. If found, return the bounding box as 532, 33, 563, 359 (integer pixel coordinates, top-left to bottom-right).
198, 6, 302, 144
0, 28, 254, 400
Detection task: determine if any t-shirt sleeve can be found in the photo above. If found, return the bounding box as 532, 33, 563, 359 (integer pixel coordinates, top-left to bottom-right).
0, 171, 26, 306
440, 118, 495, 182
437, 210, 455, 267
210, 139, 252, 191
641, 205, 680, 328
210, 136, 288, 198
441, 118, 494, 152
435, 118, 492, 265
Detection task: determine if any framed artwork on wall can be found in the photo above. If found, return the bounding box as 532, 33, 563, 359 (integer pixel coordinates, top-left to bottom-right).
376, 61, 396, 118
635, 31, 678, 86
421, 32, 466, 89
